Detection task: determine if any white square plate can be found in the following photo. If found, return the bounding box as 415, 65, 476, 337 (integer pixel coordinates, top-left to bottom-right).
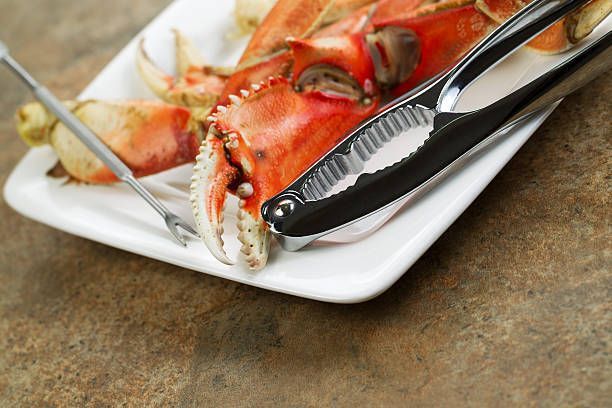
4, 0, 609, 302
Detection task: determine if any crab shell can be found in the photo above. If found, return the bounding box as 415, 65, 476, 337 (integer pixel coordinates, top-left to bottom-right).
190, 34, 382, 269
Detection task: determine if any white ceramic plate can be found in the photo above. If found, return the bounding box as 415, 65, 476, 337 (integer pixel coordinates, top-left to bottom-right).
4, 0, 610, 302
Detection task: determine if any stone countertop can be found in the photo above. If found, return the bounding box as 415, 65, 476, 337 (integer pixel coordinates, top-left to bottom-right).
0, 1, 610, 406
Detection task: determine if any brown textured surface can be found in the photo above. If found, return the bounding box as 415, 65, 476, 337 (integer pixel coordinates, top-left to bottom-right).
0, 1, 610, 406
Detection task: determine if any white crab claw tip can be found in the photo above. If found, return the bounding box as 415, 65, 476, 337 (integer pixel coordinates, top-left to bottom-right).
136, 38, 175, 102
207, 238, 235, 265
229, 94, 241, 106
217, 105, 228, 113
190, 139, 236, 266
251, 84, 261, 91
240, 89, 249, 97
237, 209, 271, 270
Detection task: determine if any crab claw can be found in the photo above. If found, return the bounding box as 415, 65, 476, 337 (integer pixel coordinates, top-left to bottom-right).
191, 131, 239, 265
137, 30, 232, 108
16, 100, 201, 183
193, 63, 380, 269
190, 110, 268, 268
194, 30, 405, 269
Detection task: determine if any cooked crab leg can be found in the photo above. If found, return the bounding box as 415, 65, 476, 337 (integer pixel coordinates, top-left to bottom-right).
233, 0, 379, 38
16, 100, 202, 183
237, 0, 382, 68
221, 0, 386, 102
380, 0, 611, 95
193, 78, 379, 268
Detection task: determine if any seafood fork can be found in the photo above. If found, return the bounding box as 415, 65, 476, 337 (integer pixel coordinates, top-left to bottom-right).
0, 40, 199, 246
262, 0, 612, 251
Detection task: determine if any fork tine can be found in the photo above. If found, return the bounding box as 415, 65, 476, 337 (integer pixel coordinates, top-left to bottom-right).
177, 219, 200, 238
165, 217, 188, 246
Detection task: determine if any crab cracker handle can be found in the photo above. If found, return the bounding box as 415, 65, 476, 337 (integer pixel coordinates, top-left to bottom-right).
276, 0, 593, 199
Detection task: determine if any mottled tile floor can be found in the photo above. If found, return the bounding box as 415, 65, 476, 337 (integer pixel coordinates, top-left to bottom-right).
0, 1, 610, 405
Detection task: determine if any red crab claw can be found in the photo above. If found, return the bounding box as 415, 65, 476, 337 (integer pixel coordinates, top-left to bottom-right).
191, 77, 378, 269
374, 0, 610, 96
191, 30, 396, 268
16, 100, 202, 183
137, 29, 232, 108
222, 0, 384, 104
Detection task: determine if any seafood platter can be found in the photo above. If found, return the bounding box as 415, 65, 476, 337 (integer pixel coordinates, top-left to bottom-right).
4, 0, 611, 302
